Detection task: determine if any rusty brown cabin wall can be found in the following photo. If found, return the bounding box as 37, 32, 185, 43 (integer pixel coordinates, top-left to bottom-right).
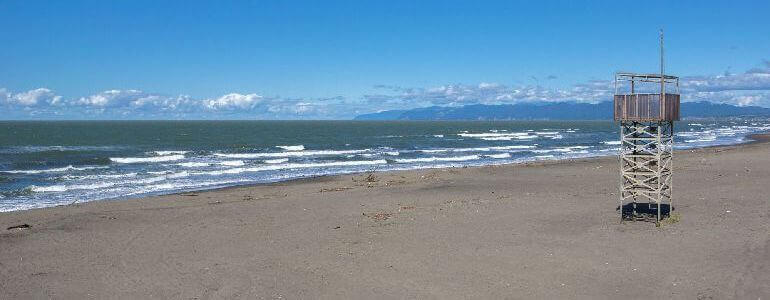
613, 93, 680, 121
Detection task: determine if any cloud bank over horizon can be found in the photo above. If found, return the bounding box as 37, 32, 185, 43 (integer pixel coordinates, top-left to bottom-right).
3, 61, 770, 120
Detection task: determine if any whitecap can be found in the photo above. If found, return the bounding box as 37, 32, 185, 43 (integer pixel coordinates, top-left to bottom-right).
214, 149, 368, 159
29, 185, 68, 192
219, 160, 245, 167
602, 141, 622, 145
111, 155, 185, 164
3, 165, 109, 174
487, 153, 511, 159
178, 162, 210, 168
264, 158, 289, 164
153, 150, 189, 156
195, 159, 388, 176
30, 182, 116, 193
277, 145, 305, 151
395, 155, 480, 163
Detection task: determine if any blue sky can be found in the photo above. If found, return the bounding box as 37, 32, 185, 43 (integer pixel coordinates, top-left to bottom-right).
2, 0, 770, 119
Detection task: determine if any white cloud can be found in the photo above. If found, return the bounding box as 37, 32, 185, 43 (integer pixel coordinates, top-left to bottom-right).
6, 88, 62, 106
76, 89, 144, 107
0, 88, 9, 103
204, 93, 262, 110
365, 60, 770, 108
3, 60, 770, 119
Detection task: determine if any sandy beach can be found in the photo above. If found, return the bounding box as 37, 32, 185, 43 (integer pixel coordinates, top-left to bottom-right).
1, 136, 769, 299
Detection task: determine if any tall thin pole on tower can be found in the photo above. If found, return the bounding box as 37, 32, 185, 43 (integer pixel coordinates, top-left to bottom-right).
660, 29, 665, 95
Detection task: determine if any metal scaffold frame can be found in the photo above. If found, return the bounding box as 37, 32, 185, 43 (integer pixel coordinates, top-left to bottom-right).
618, 121, 673, 222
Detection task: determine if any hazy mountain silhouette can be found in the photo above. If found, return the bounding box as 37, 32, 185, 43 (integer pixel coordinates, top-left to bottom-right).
354, 101, 770, 120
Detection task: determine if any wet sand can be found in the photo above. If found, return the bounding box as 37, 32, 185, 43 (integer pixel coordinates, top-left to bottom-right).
2, 136, 769, 299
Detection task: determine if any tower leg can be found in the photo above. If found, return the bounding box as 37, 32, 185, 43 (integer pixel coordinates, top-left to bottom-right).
619, 121, 673, 223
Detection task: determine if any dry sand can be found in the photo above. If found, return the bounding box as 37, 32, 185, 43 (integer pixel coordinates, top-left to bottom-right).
2, 136, 769, 299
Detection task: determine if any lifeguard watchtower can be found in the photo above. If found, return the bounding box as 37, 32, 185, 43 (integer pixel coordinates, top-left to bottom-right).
615, 31, 680, 222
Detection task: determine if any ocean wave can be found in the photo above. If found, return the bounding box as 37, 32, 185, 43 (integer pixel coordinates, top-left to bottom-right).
30, 182, 116, 193
2, 165, 109, 174
178, 162, 210, 168
459, 132, 531, 138
214, 149, 368, 159
124, 179, 252, 197
195, 159, 388, 176
532, 146, 591, 154
110, 154, 185, 164
60, 172, 138, 180
384, 151, 400, 156
277, 145, 305, 151
219, 160, 245, 167
153, 150, 189, 155
0, 187, 34, 198
419, 149, 449, 153
395, 155, 480, 163
487, 153, 511, 159
602, 141, 622, 145
686, 137, 717, 143
264, 158, 289, 164
420, 145, 535, 153
30, 170, 191, 193
0, 145, 126, 154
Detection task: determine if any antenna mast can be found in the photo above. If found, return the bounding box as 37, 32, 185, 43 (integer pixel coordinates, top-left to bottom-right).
660, 29, 665, 94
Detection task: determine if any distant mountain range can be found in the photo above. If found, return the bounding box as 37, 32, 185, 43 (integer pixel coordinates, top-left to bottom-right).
354, 101, 770, 120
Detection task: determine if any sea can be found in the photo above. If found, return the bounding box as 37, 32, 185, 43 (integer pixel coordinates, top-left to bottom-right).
2, 120, 769, 212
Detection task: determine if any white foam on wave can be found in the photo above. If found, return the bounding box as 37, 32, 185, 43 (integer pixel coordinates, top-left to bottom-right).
487, 153, 511, 159
219, 160, 245, 167
214, 149, 368, 159
395, 155, 480, 163
0, 145, 126, 154
491, 145, 536, 150
277, 145, 305, 151
602, 141, 622, 145
179, 162, 210, 168
264, 158, 289, 164
111, 155, 185, 164
459, 132, 531, 138
433, 134, 444, 138
420, 149, 449, 153
153, 150, 189, 156
420, 145, 536, 154
125, 179, 252, 197
3, 165, 108, 174
532, 146, 591, 154
30, 182, 117, 193
686, 137, 717, 143
194, 159, 388, 176
481, 135, 538, 141
32, 170, 192, 193
29, 185, 68, 192
535, 131, 560, 135
384, 151, 400, 156
148, 170, 173, 175
61, 172, 138, 180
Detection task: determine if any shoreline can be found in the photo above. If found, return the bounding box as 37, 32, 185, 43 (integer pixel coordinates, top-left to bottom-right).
2, 131, 770, 298
3, 132, 768, 215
